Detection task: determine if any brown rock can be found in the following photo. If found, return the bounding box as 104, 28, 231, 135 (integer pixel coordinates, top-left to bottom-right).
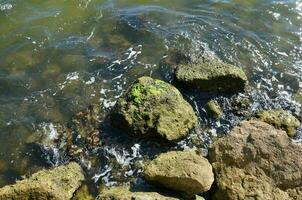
209, 120, 302, 200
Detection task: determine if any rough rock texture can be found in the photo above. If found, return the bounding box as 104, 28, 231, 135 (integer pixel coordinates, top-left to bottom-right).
0, 162, 84, 200
175, 57, 247, 92
96, 186, 179, 200
255, 109, 300, 137
111, 76, 197, 141
144, 151, 214, 196
209, 120, 302, 200
206, 100, 223, 119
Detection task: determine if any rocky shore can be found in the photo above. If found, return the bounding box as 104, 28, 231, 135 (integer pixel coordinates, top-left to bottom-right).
0, 55, 301, 200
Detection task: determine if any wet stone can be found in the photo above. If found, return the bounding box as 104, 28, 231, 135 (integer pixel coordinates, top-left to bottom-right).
206, 100, 223, 119
255, 109, 300, 137
0, 162, 84, 200
144, 151, 214, 196
111, 76, 197, 141
175, 56, 248, 93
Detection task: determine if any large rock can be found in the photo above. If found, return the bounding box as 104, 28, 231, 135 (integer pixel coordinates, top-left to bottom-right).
144, 151, 214, 196
111, 76, 197, 141
96, 186, 179, 200
0, 162, 84, 200
255, 109, 300, 137
209, 120, 302, 200
175, 57, 247, 93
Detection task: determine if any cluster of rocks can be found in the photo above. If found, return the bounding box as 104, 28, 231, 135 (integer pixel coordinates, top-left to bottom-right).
0, 55, 301, 200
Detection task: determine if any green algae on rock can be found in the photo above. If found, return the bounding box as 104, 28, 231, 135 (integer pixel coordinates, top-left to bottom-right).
0, 162, 84, 200
175, 57, 248, 93
255, 109, 300, 137
144, 151, 214, 196
206, 100, 223, 119
74, 184, 94, 200
96, 185, 179, 200
209, 120, 302, 200
111, 76, 197, 141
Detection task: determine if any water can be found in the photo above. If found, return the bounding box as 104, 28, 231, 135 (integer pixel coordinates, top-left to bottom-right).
0, 0, 301, 195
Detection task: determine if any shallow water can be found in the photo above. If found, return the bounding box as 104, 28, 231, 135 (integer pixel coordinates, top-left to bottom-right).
0, 0, 301, 194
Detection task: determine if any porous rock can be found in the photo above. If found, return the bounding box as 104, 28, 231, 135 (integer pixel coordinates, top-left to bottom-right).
209, 120, 302, 200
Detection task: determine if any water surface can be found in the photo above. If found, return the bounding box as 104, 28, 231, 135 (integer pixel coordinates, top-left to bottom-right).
0, 0, 301, 192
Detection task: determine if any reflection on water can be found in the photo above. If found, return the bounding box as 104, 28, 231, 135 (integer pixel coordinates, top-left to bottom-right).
0, 0, 301, 191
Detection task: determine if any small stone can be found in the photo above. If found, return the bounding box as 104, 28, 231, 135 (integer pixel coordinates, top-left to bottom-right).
144, 151, 214, 196
206, 100, 223, 119
96, 185, 179, 200
0, 162, 84, 200
255, 109, 300, 137
111, 76, 197, 141
175, 56, 248, 93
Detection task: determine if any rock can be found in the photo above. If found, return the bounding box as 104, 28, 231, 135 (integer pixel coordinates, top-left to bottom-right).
175, 57, 247, 93
209, 120, 302, 200
74, 184, 94, 200
294, 89, 302, 104
206, 100, 223, 119
144, 151, 214, 196
0, 162, 84, 200
255, 109, 300, 137
111, 76, 197, 141
96, 185, 179, 200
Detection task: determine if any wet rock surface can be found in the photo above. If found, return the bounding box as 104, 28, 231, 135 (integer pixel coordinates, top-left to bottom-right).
111, 76, 197, 141
209, 120, 302, 200
255, 109, 300, 137
206, 100, 223, 119
175, 57, 247, 93
96, 186, 179, 200
144, 151, 214, 196
0, 162, 84, 200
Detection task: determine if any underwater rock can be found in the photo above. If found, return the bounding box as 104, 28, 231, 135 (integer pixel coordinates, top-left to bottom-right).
96, 185, 179, 200
209, 120, 302, 200
230, 94, 252, 117
111, 76, 197, 141
144, 151, 214, 196
206, 100, 223, 119
175, 57, 247, 93
255, 109, 300, 137
0, 162, 84, 200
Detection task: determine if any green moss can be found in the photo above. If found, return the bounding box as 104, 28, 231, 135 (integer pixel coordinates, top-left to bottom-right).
256, 109, 300, 137
112, 76, 197, 141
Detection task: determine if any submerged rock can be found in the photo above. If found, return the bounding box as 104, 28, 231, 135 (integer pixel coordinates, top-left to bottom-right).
209, 120, 302, 200
0, 162, 84, 200
255, 109, 300, 137
206, 100, 223, 119
175, 57, 247, 93
294, 89, 302, 104
144, 151, 214, 196
96, 186, 179, 200
74, 184, 94, 200
111, 76, 197, 141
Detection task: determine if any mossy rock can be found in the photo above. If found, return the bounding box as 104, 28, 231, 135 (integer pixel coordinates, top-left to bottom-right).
294, 89, 302, 104
175, 57, 248, 93
255, 109, 300, 137
96, 185, 179, 200
206, 100, 223, 119
111, 76, 197, 141
74, 184, 94, 200
144, 151, 214, 196
0, 162, 84, 200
